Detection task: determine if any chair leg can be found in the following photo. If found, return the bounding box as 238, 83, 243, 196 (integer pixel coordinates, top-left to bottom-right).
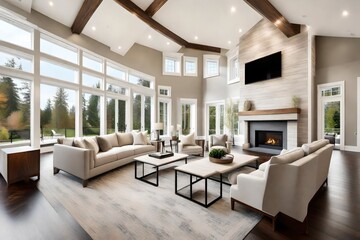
53, 167, 60, 174
231, 198, 235, 210
82, 180, 88, 187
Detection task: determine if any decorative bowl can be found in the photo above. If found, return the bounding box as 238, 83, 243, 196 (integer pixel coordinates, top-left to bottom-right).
209, 154, 234, 164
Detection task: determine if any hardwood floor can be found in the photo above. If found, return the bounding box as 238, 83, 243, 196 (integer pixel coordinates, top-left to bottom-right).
0, 148, 359, 239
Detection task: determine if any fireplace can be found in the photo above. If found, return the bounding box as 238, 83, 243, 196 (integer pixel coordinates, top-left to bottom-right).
255, 130, 283, 150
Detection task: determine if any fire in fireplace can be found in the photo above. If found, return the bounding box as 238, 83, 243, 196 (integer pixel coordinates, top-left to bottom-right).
255, 130, 283, 150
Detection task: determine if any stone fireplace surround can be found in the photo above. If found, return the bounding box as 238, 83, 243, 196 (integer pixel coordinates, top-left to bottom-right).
239, 108, 300, 154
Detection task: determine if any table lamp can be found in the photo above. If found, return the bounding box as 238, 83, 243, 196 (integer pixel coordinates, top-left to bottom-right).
154, 122, 164, 141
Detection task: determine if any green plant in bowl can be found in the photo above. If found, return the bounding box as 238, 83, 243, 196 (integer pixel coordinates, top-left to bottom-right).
209, 149, 227, 159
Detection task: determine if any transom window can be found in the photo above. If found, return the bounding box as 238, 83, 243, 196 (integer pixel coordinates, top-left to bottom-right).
0, 50, 32, 72
158, 85, 171, 97
163, 53, 183, 76
106, 63, 126, 81
204, 54, 220, 78
0, 18, 32, 49
83, 52, 103, 72
321, 86, 341, 97
40, 34, 78, 64
183, 56, 198, 77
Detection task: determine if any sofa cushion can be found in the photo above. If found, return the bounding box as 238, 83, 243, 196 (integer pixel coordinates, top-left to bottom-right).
180, 145, 202, 154
269, 147, 304, 165
133, 131, 147, 145
58, 138, 74, 146
210, 146, 228, 153
131, 145, 156, 155
258, 148, 289, 171
74, 138, 86, 149
302, 139, 329, 155
84, 137, 99, 154
212, 134, 226, 146
180, 132, 196, 146
117, 132, 133, 146
95, 148, 119, 167
97, 133, 118, 152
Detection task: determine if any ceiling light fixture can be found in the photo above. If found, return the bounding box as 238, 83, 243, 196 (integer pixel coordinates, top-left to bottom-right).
342, 10, 349, 17
92, 26, 96, 31
194, 36, 198, 40
228, 41, 232, 44
148, 35, 152, 39
166, 42, 170, 45
118, 46, 122, 50
238, 28, 242, 33
274, 19, 282, 26
49, 1, 53, 6
230, 6, 236, 13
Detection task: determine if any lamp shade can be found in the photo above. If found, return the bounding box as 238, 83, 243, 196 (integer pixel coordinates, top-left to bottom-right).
154, 122, 164, 130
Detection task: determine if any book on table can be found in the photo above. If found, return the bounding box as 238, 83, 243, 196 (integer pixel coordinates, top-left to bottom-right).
148, 151, 174, 159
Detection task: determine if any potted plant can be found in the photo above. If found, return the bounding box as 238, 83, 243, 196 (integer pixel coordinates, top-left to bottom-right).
209, 149, 234, 164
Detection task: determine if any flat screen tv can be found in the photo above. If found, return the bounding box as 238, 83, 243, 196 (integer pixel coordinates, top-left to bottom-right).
245, 51, 282, 84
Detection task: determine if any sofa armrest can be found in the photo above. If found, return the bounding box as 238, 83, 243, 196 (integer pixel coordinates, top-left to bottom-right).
226, 141, 232, 153
53, 144, 94, 179
230, 173, 267, 210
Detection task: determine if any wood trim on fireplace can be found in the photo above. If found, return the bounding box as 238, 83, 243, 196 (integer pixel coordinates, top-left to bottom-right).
239, 108, 300, 116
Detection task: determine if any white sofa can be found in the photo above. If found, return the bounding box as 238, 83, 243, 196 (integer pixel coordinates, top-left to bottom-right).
53, 132, 155, 187
230, 139, 333, 230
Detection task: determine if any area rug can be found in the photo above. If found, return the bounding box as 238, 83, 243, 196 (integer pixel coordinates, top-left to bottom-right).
38, 155, 261, 240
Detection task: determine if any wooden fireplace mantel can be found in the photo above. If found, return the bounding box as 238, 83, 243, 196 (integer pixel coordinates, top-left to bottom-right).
239, 108, 301, 116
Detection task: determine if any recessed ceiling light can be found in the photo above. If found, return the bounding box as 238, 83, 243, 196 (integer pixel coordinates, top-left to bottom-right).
228, 41, 232, 44
118, 46, 122, 50
148, 35, 152, 39
274, 19, 282, 26
91, 26, 96, 31
342, 10, 349, 17
238, 28, 242, 33
230, 6, 236, 13
49, 1, 53, 6
166, 42, 170, 45
194, 36, 198, 40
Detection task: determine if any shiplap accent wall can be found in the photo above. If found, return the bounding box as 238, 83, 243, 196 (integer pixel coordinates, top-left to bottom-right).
238, 19, 309, 145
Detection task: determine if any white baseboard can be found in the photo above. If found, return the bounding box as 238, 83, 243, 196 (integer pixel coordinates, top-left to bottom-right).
344, 145, 360, 152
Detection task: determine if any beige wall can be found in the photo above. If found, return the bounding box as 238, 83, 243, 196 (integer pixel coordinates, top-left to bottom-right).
315, 36, 360, 146
238, 19, 309, 145
0, 1, 209, 136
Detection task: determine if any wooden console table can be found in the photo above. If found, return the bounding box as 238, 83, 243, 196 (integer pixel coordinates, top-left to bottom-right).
0, 146, 40, 186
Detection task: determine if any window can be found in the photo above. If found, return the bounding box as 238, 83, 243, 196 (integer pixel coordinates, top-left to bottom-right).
83, 93, 101, 136
82, 73, 102, 89
183, 56, 198, 76
0, 18, 32, 49
179, 98, 197, 135
106, 63, 126, 80
0, 50, 32, 72
129, 74, 151, 88
106, 84, 127, 95
40, 59, 78, 82
226, 47, 239, 84
158, 98, 171, 136
204, 54, 220, 78
321, 86, 341, 97
132, 93, 152, 133
163, 53, 183, 76
107, 98, 126, 133
83, 52, 103, 72
207, 103, 225, 136
0, 75, 31, 144
40, 84, 76, 138
40, 35, 78, 64
158, 85, 171, 97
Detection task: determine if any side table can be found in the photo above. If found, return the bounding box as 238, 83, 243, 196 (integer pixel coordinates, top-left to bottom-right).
151, 140, 165, 152
195, 139, 205, 157
170, 139, 180, 153
0, 146, 40, 186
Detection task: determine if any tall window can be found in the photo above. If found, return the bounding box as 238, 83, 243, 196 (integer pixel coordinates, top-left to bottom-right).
158, 98, 171, 136
83, 93, 101, 136
0, 75, 31, 143
226, 47, 239, 84
40, 84, 76, 138
204, 54, 220, 78
207, 103, 225, 136
132, 93, 152, 133
107, 98, 126, 133
179, 99, 197, 135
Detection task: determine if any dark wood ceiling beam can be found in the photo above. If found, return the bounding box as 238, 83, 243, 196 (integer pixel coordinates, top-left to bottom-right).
145, 0, 167, 17
71, 0, 103, 34
113, 0, 221, 53
244, 0, 300, 38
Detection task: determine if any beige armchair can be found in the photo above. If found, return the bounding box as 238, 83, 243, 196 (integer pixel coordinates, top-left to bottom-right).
178, 132, 204, 157
209, 134, 232, 153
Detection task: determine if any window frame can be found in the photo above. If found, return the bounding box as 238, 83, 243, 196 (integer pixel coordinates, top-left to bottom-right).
203, 54, 220, 78
183, 56, 198, 77
162, 52, 183, 76
226, 46, 240, 84
158, 85, 171, 97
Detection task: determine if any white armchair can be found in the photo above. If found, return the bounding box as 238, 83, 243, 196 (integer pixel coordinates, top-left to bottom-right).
209, 134, 232, 153
178, 132, 204, 157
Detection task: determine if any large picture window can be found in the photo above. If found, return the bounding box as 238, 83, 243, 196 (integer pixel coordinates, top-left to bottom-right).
107, 98, 126, 133
83, 93, 101, 136
0, 18, 32, 49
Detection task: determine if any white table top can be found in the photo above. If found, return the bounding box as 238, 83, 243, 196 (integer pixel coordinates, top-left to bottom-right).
175, 153, 258, 178
134, 153, 189, 166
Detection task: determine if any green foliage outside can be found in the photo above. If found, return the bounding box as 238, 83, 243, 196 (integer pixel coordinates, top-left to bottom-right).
324, 101, 340, 134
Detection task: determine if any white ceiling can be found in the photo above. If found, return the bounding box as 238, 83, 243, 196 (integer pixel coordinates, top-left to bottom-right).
4, 0, 360, 56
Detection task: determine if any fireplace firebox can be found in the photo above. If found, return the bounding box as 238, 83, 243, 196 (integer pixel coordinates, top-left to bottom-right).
255, 130, 283, 150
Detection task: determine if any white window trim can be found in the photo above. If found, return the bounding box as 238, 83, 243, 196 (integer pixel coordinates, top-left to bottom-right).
203, 54, 220, 78
158, 97, 172, 137
183, 56, 198, 77
162, 52, 183, 76
226, 46, 239, 84
158, 85, 171, 97
178, 98, 197, 135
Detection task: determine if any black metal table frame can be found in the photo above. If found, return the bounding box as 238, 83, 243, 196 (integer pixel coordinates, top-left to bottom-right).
175, 170, 222, 208
135, 157, 187, 187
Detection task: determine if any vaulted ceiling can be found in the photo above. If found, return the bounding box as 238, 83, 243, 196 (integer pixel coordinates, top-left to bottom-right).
4, 0, 360, 56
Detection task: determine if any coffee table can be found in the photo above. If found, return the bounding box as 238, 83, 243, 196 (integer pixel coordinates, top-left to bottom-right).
175, 153, 258, 207
134, 153, 189, 186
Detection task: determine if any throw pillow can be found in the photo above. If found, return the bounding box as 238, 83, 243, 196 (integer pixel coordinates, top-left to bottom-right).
269, 147, 304, 165
84, 137, 100, 154
212, 134, 227, 146
180, 132, 196, 146
302, 139, 329, 155
117, 132, 133, 146
74, 138, 86, 149
259, 148, 288, 171
96, 136, 112, 152
133, 131, 146, 145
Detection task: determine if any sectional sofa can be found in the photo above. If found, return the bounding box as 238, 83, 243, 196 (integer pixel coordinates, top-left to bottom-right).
230, 139, 333, 230
53, 132, 155, 187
